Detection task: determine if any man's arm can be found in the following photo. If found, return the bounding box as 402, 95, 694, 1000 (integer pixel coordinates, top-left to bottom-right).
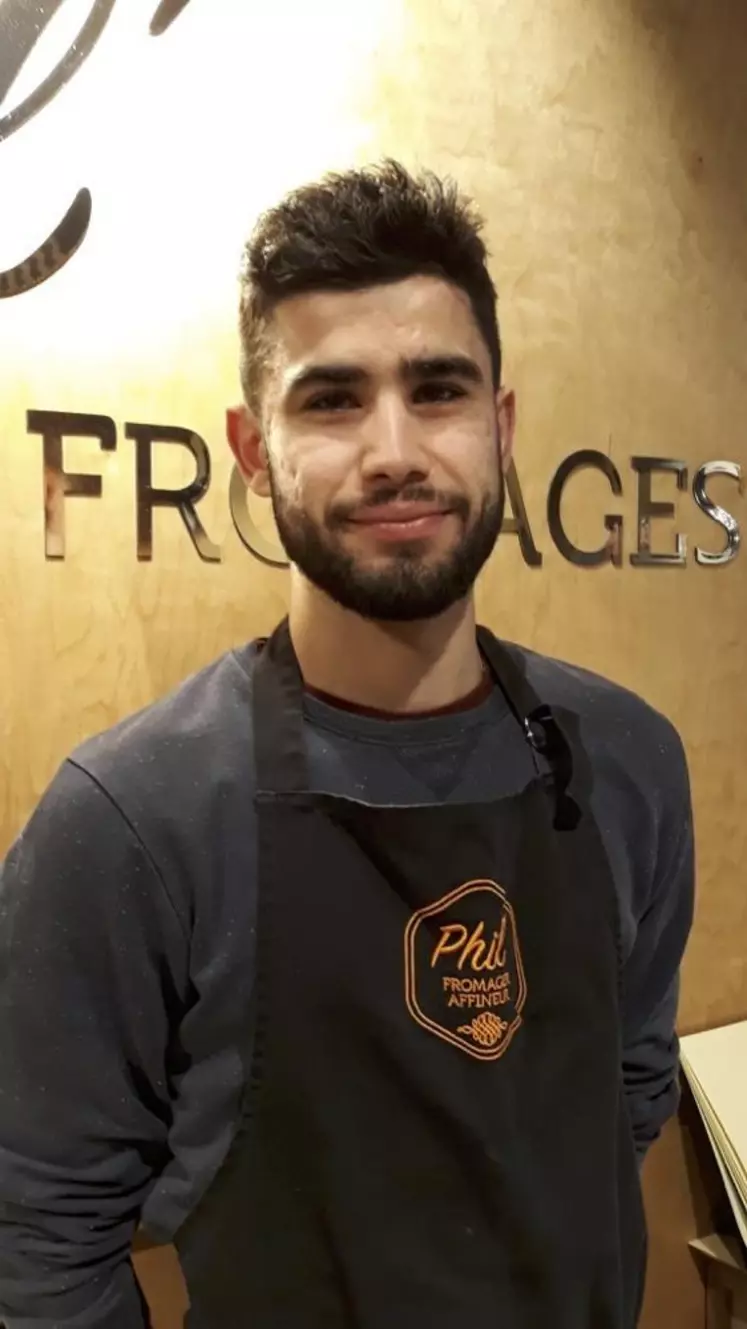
621, 734, 695, 1160
0, 761, 190, 1328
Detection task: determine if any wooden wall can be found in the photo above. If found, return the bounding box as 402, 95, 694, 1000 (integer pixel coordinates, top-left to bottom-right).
2, 0, 746, 1325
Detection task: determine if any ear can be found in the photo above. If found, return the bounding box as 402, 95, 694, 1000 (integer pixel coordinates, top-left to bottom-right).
496, 387, 516, 475
226, 403, 271, 496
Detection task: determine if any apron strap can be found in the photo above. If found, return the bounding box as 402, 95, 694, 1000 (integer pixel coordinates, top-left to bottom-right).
253, 619, 309, 795
253, 618, 580, 828
477, 628, 580, 832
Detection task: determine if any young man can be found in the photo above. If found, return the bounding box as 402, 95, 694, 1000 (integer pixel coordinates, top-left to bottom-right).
0, 161, 694, 1329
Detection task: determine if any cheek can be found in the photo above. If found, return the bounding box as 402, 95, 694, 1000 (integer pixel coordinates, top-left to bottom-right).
284, 436, 357, 508
267, 445, 303, 510
433, 425, 498, 491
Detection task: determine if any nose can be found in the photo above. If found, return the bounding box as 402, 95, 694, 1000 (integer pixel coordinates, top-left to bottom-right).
359, 391, 430, 488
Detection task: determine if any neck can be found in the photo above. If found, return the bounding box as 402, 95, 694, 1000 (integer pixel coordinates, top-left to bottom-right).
287, 574, 484, 713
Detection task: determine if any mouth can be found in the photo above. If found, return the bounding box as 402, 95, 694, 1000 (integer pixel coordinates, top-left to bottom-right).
346, 505, 454, 542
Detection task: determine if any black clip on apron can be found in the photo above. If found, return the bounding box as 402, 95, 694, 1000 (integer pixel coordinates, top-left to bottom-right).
175, 620, 647, 1329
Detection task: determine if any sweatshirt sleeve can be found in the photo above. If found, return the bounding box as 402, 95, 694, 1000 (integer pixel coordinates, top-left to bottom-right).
0, 760, 190, 1328
620, 732, 695, 1159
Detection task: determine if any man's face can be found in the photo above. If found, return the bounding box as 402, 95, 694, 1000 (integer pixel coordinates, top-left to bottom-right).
230, 274, 515, 622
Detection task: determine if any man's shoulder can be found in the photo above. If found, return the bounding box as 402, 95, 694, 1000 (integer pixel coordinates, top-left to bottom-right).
70, 642, 259, 814
498, 635, 688, 796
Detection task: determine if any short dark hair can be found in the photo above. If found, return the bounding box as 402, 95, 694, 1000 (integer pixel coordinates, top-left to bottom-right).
238, 159, 501, 412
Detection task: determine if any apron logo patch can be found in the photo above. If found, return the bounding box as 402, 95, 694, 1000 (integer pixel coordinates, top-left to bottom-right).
404, 879, 526, 1060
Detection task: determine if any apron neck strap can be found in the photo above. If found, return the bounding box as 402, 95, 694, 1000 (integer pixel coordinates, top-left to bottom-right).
254, 618, 579, 828
253, 619, 308, 795
476, 628, 579, 830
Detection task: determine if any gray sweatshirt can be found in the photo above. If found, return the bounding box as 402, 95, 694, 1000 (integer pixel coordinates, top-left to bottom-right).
0, 634, 694, 1329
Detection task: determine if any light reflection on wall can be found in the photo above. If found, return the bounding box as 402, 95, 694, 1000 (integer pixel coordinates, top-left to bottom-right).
0, 0, 404, 369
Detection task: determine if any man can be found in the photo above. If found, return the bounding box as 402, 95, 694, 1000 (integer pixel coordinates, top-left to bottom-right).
0, 161, 694, 1329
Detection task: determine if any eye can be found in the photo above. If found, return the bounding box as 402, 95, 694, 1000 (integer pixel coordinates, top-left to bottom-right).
413, 382, 468, 404
305, 390, 360, 412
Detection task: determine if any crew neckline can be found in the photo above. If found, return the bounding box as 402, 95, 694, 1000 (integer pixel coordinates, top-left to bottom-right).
303, 669, 494, 721
232, 639, 512, 745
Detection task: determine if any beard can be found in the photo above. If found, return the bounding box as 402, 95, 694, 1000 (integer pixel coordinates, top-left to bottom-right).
267, 469, 505, 623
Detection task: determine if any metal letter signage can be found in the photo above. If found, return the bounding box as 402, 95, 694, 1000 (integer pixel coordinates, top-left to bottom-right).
547, 451, 624, 568
17, 408, 743, 571
126, 421, 221, 564
692, 462, 742, 567
27, 408, 117, 559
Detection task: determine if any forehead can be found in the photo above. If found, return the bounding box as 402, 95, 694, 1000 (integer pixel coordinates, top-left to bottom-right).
268, 274, 490, 381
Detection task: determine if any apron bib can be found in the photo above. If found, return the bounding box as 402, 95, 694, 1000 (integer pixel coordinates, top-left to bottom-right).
175, 621, 646, 1328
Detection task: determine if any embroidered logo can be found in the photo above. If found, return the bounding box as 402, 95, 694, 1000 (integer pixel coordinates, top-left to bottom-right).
404, 879, 526, 1061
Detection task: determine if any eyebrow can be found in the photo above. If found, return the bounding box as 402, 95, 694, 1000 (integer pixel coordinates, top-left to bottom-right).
285, 353, 485, 396
404, 355, 485, 385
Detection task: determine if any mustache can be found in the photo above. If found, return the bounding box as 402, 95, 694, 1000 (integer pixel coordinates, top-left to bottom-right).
327, 485, 471, 527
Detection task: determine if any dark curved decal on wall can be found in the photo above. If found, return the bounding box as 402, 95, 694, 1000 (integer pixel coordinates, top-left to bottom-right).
0, 186, 91, 297
0, 0, 194, 297
0, 1, 65, 106
150, 0, 194, 37
0, 0, 117, 144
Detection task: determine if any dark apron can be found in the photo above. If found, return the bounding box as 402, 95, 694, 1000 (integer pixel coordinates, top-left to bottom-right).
174, 620, 646, 1328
